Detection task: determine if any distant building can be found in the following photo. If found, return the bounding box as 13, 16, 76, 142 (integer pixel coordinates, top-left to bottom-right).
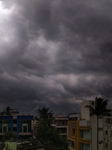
69, 113, 81, 121
52, 114, 68, 139
33, 119, 38, 137
68, 100, 112, 150
0, 109, 33, 139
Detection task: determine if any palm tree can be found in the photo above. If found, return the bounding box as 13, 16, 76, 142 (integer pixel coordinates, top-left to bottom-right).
37, 107, 53, 119
37, 107, 53, 125
85, 97, 111, 150
1, 106, 12, 115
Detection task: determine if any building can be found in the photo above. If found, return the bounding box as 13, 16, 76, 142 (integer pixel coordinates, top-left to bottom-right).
69, 113, 81, 121
0, 109, 33, 139
68, 100, 112, 150
52, 114, 68, 139
33, 119, 38, 137
32, 114, 68, 139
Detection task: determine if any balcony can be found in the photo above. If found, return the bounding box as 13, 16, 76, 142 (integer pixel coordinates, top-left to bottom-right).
56, 125, 67, 128
52, 123, 67, 128
80, 142, 90, 150
59, 133, 67, 135
80, 130, 91, 143
80, 138, 91, 144
19, 132, 32, 135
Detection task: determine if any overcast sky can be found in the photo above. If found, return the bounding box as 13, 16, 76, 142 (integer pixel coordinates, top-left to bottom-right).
0, 0, 112, 115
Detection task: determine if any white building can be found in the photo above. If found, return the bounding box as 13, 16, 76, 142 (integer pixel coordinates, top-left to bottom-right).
52, 114, 68, 139
68, 100, 112, 150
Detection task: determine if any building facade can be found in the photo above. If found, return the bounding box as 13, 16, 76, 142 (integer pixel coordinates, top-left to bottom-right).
0, 109, 33, 139
68, 100, 112, 150
52, 114, 68, 139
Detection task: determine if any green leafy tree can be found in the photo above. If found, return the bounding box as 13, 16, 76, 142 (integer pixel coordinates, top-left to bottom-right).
37, 107, 53, 125
85, 97, 111, 150
37, 107, 53, 119
1, 106, 12, 115
36, 107, 68, 150
2, 131, 17, 141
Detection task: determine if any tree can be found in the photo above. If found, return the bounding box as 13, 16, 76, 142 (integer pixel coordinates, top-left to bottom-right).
37, 107, 53, 125
85, 97, 111, 150
1, 106, 12, 115
36, 107, 69, 150
37, 107, 53, 119
2, 131, 16, 141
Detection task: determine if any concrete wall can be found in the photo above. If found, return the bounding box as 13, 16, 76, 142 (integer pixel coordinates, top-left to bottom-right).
81, 100, 95, 121
69, 114, 81, 121
102, 115, 112, 150
79, 120, 90, 126
5, 142, 17, 150
68, 121, 79, 150
90, 115, 97, 150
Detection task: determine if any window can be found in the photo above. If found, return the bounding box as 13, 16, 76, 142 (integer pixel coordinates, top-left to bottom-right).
72, 129, 75, 137
75, 117, 77, 121
92, 102, 94, 105
23, 126, 27, 132
80, 130, 90, 139
2, 124, 8, 133
106, 143, 108, 148
105, 130, 108, 135
13, 120, 17, 124
13, 127, 17, 132
69, 140, 74, 149
22, 124, 28, 133
107, 118, 111, 124
80, 143, 90, 150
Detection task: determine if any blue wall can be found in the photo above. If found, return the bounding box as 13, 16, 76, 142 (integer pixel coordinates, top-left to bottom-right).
0, 116, 13, 133
0, 116, 33, 139
17, 116, 33, 139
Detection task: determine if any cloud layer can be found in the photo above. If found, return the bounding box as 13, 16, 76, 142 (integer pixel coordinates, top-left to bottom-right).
0, 0, 112, 115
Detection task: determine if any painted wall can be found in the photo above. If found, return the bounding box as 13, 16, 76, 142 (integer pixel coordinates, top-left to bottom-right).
5, 142, 17, 150
68, 121, 79, 150
81, 100, 95, 121
90, 115, 97, 150
0, 116, 13, 133
17, 116, 33, 139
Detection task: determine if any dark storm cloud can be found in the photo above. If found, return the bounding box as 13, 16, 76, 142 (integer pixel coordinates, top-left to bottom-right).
0, 0, 112, 115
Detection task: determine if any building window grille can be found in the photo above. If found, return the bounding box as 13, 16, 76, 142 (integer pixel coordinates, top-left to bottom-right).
22, 124, 28, 133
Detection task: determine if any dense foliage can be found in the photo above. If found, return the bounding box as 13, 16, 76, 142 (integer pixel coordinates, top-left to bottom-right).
2, 131, 17, 141
85, 97, 111, 150
85, 97, 111, 116
1, 106, 12, 115
36, 107, 69, 150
